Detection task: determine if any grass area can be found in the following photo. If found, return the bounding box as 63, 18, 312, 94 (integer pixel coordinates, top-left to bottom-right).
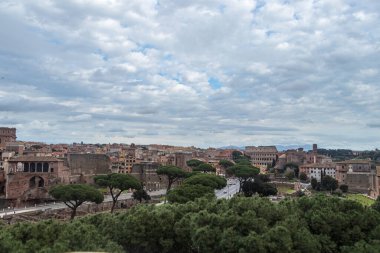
277, 186, 296, 195
346, 194, 375, 206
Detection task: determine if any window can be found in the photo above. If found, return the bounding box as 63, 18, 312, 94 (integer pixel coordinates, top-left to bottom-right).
24, 163, 29, 172
43, 163, 49, 172
37, 163, 42, 172
30, 163, 36, 172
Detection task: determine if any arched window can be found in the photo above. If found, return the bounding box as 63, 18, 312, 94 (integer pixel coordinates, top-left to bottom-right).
30, 163, 36, 172
43, 163, 49, 172
24, 163, 30, 172
29, 176, 44, 188
37, 163, 42, 172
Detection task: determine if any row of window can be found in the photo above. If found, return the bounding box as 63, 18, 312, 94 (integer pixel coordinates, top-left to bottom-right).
22, 162, 53, 173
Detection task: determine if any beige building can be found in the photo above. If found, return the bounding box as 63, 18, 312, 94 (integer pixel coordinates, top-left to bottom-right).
336, 160, 374, 193
245, 146, 278, 170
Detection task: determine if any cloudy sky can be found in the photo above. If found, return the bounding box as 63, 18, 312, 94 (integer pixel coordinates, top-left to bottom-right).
0, 0, 379, 149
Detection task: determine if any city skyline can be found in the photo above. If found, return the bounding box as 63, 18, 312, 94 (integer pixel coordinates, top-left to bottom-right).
1, 1, 380, 149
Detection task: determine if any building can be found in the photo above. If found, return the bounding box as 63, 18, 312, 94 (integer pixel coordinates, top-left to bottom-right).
245, 146, 278, 170
0, 127, 16, 149
336, 160, 374, 193
370, 166, 380, 199
174, 152, 192, 171
130, 162, 163, 191
299, 163, 336, 181
2, 156, 68, 206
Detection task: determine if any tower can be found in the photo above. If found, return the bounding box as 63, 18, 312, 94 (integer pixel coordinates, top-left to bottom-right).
0, 127, 16, 148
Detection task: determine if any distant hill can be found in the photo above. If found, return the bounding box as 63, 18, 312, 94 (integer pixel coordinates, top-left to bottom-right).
276, 144, 312, 151
218, 145, 244, 150
218, 144, 312, 151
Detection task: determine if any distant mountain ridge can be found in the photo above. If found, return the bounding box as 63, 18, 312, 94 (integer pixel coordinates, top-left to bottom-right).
218, 144, 312, 151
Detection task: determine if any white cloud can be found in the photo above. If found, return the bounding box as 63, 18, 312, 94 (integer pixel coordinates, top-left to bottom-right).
0, 0, 380, 149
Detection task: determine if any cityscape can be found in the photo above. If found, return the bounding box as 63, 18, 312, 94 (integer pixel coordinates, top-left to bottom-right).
1, 0, 380, 253
0, 126, 379, 252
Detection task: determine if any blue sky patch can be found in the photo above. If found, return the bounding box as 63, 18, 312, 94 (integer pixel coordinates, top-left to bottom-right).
209, 77, 222, 89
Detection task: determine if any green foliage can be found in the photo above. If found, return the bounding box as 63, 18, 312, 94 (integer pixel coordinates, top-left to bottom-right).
193, 163, 216, 173
239, 171, 275, 197
285, 170, 295, 180
232, 150, 244, 162
167, 184, 214, 203
157, 165, 187, 192
311, 178, 318, 190
49, 184, 104, 219
227, 165, 260, 192
94, 173, 141, 212
132, 188, 151, 203
340, 184, 349, 193
183, 173, 227, 189
372, 197, 380, 212
94, 173, 141, 192
2, 195, 380, 253
218, 159, 234, 169
284, 162, 299, 177
0, 196, 380, 253
321, 175, 338, 192
299, 172, 308, 182
186, 159, 205, 168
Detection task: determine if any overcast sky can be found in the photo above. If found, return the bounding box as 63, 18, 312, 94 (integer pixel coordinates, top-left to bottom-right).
0, 0, 379, 149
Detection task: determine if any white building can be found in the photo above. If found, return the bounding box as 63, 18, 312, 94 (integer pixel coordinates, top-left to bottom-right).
299, 163, 336, 182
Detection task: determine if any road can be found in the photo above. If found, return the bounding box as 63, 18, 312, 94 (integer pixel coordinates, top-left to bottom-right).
215, 178, 240, 199
1, 179, 240, 218
0, 189, 166, 218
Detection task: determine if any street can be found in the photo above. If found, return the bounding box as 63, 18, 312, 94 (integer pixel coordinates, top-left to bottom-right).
0, 179, 240, 219
0, 189, 166, 218
215, 178, 240, 199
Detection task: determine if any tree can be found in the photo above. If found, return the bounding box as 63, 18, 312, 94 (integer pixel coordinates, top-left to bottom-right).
193, 163, 216, 173
94, 173, 141, 213
372, 197, 380, 212
219, 159, 234, 169
339, 184, 348, 193
167, 184, 214, 203
49, 184, 104, 220
299, 172, 308, 182
285, 171, 295, 180
241, 175, 277, 197
183, 173, 227, 189
232, 151, 244, 162
284, 162, 299, 177
156, 165, 187, 193
321, 176, 338, 193
186, 159, 205, 168
311, 178, 318, 190
227, 165, 260, 192
132, 188, 151, 203
259, 183, 277, 196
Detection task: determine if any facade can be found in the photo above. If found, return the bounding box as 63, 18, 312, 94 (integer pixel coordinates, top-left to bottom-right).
299, 163, 336, 181
245, 146, 278, 170
0, 127, 16, 149
3, 156, 68, 205
369, 166, 380, 198
336, 160, 374, 193
174, 152, 192, 171
130, 162, 163, 191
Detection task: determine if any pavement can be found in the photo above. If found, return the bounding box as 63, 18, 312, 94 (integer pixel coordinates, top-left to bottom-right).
0, 189, 166, 218
215, 178, 240, 199
0, 180, 241, 218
